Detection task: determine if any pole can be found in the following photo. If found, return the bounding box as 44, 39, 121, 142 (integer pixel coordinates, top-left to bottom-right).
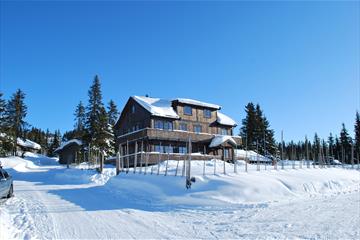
116, 150, 120, 175
245, 133, 248, 172
157, 142, 161, 175
139, 141, 143, 174
186, 137, 192, 189
257, 140, 260, 171
281, 131, 284, 170
134, 141, 138, 173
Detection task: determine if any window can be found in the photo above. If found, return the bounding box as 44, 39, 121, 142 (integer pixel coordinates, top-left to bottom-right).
224, 149, 230, 158
154, 145, 164, 153
155, 120, 173, 130
203, 109, 211, 118
194, 125, 202, 133
131, 105, 136, 113
163, 121, 173, 131
184, 106, 192, 115
154, 120, 164, 129
179, 146, 187, 154
220, 128, 228, 135
164, 145, 173, 153
179, 123, 187, 131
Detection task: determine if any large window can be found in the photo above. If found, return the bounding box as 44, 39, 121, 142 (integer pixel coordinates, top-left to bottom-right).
154, 120, 173, 130
203, 109, 211, 118
184, 106, 192, 115
179, 123, 187, 131
154, 145, 164, 153
194, 125, 202, 133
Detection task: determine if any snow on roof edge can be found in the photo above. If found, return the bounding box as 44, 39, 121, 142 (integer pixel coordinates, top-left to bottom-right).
217, 112, 237, 126
55, 139, 82, 153
174, 98, 221, 110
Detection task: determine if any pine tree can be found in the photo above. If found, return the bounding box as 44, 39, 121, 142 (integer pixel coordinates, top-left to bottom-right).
85, 75, 111, 155
48, 130, 61, 157
0, 92, 6, 131
6, 89, 28, 155
313, 133, 320, 163
240, 102, 257, 150
74, 101, 86, 140
339, 123, 352, 163
355, 111, 360, 159
328, 133, 334, 157
107, 100, 119, 126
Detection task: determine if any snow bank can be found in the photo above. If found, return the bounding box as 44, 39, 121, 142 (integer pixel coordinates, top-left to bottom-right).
100, 160, 360, 209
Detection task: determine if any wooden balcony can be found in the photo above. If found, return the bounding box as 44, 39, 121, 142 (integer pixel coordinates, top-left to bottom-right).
117, 128, 241, 145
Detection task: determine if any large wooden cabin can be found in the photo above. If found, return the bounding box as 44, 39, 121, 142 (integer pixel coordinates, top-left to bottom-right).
114, 96, 241, 165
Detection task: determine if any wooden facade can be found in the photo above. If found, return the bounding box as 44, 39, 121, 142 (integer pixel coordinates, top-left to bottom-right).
114, 96, 241, 165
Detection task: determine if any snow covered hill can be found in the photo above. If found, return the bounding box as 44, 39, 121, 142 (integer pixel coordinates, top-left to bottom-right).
0, 154, 359, 239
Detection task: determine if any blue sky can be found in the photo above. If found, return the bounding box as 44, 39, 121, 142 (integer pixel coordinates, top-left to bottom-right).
0, 1, 359, 142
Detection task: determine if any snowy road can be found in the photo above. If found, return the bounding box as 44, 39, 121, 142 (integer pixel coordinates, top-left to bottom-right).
2, 174, 360, 239
1, 156, 359, 239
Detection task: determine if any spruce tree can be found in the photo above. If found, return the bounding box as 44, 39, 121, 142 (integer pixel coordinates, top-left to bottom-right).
355, 111, 360, 159
107, 100, 119, 126
339, 123, 352, 163
48, 130, 61, 157
85, 75, 111, 155
328, 133, 334, 157
313, 133, 320, 163
240, 102, 257, 150
74, 101, 86, 140
6, 89, 28, 155
0, 92, 6, 131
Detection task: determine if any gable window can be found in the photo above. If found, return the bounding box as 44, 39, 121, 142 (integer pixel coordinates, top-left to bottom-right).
220, 128, 228, 135
203, 109, 211, 118
194, 125, 202, 133
179, 123, 187, 131
131, 105, 136, 113
184, 106, 192, 115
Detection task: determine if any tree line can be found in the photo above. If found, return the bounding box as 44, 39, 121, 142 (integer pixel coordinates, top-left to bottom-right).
240, 103, 360, 163
1, 75, 359, 163
0, 75, 119, 158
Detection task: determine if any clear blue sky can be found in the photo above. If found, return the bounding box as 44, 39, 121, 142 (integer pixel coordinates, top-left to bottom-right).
1, 1, 359, 142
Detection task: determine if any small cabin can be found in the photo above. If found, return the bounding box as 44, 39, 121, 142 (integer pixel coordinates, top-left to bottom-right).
54, 139, 82, 165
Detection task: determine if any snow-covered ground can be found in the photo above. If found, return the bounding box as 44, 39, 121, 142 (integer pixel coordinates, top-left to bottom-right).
0, 153, 359, 239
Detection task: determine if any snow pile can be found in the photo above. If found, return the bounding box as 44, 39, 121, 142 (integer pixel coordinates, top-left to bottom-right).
209, 135, 237, 147
16, 138, 41, 150
102, 160, 360, 208
175, 98, 221, 109
217, 112, 237, 126
55, 139, 82, 152
133, 96, 179, 119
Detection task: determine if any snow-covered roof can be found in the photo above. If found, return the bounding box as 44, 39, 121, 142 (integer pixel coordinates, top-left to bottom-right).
54, 139, 82, 152
175, 98, 221, 110
209, 135, 237, 148
17, 138, 41, 150
217, 112, 237, 126
132, 96, 180, 119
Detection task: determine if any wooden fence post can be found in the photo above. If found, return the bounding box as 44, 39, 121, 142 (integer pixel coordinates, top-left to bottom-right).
186, 137, 192, 189
134, 141, 138, 174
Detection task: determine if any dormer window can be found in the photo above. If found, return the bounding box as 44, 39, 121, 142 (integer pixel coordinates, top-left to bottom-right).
184, 106, 192, 115
203, 109, 211, 118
